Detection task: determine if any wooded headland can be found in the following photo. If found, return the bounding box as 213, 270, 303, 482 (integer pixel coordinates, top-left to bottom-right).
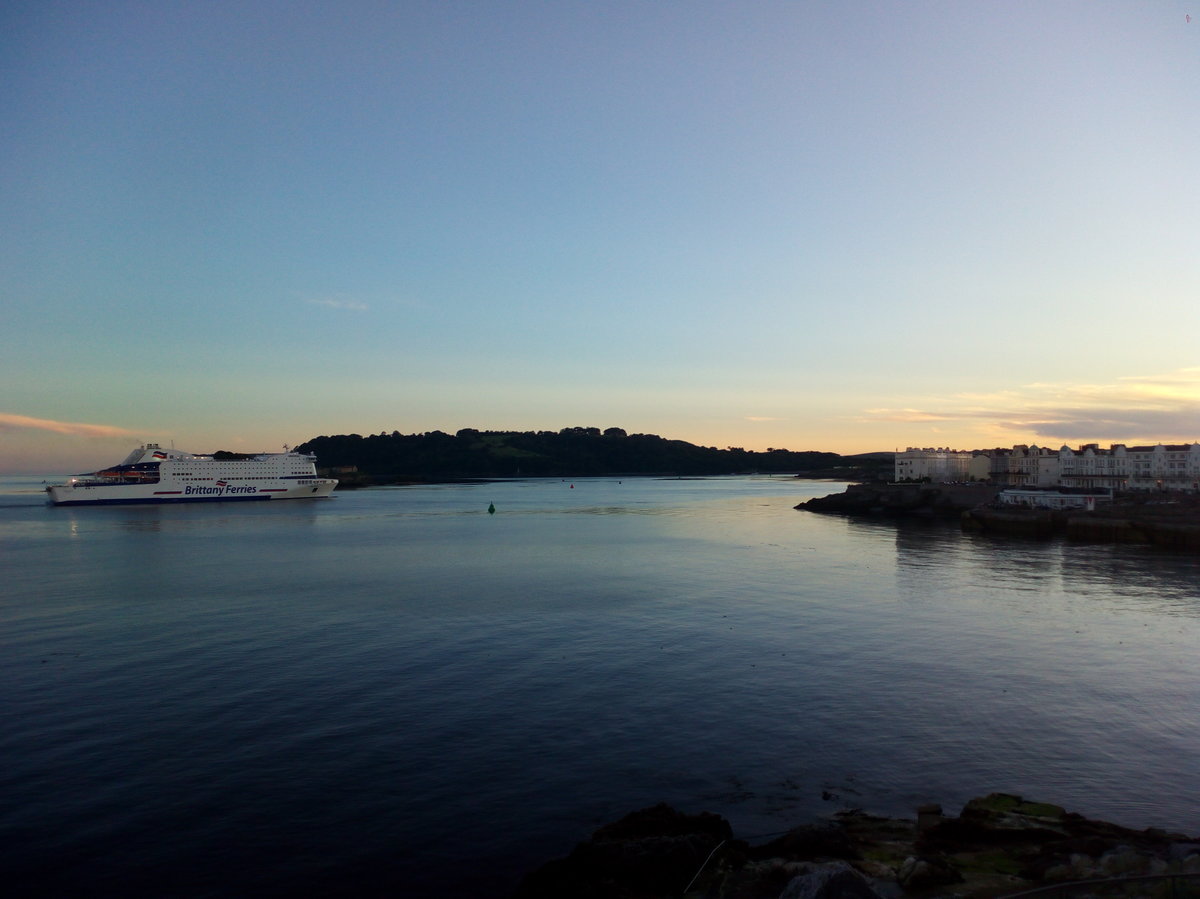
295, 428, 893, 484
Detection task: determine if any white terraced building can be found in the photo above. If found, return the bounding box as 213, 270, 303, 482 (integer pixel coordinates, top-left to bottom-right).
979, 443, 1200, 490
896, 443, 1200, 489
987, 445, 1062, 487
1058, 443, 1200, 491
894, 448, 990, 483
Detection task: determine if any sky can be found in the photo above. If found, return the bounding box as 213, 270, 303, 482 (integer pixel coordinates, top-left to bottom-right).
2, 1, 1199, 473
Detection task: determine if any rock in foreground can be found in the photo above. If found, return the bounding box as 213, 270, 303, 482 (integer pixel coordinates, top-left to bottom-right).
512, 794, 1200, 898
512, 803, 731, 898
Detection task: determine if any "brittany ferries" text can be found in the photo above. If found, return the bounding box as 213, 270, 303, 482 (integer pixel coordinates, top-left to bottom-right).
184, 485, 257, 496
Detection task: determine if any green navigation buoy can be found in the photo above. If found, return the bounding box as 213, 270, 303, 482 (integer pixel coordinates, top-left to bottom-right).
488, 502, 495, 514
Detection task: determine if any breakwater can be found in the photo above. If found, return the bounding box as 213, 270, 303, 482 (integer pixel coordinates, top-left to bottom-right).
796, 483, 1000, 517
800, 484, 1200, 550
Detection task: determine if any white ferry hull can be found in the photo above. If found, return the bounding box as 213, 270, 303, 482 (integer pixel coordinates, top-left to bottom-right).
47, 479, 337, 506
46, 444, 339, 506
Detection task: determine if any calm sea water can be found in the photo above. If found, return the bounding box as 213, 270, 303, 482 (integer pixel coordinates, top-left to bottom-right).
2, 475, 1199, 896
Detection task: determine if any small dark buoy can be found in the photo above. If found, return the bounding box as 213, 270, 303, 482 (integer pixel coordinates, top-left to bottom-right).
488, 502, 495, 514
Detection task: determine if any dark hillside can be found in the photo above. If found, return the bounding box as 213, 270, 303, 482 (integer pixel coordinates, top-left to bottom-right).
295, 427, 886, 483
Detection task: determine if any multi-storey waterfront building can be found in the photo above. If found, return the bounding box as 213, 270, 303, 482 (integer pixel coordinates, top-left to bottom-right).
1058, 443, 1200, 491
899, 442, 1200, 490
894, 447, 990, 483
986, 445, 1061, 487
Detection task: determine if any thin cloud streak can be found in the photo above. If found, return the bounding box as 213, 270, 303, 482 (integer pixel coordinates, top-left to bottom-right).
307, 298, 369, 311
864, 369, 1200, 446
0, 413, 138, 438
1118, 368, 1200, 385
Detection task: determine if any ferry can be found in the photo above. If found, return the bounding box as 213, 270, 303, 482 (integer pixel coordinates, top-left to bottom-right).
46, 444, 338, 506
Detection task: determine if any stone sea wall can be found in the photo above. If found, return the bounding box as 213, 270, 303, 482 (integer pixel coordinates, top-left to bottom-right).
962, 506, 1200, 550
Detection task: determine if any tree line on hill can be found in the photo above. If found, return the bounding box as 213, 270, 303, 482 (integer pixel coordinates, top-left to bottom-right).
295, 427, 891, 483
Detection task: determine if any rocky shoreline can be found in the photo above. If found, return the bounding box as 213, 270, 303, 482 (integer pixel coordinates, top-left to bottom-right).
797, 483, 1001, 518
512, 794, 1200, 898
798, 484, 1200, 550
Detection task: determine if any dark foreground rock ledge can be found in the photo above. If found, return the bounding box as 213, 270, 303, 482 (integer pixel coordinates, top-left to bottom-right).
512, 794, 1200, 898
